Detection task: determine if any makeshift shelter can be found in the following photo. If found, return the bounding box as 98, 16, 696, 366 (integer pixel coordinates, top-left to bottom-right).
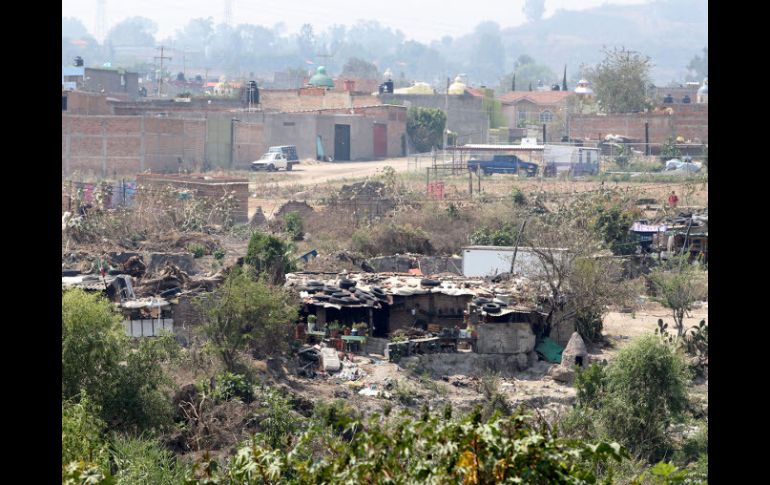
560, 332, 588, 368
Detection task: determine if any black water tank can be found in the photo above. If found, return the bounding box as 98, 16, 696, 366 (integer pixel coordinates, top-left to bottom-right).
73, 56, 83, 67
682, 95, 691, 104
551, 84, 560, 91
384, 80, 394, 93
663, 94, 674, 104
248, 80, 259, 104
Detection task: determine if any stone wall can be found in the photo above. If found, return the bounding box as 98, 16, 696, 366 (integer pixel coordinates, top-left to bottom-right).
476, 322, 536, 354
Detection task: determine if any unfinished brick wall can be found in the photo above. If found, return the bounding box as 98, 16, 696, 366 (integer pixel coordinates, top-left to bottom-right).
260, 89, 380, 112
570, 104, 708, 144
135, 173, 249, 223
63, 115, 206, 177
64, 91, 114, 115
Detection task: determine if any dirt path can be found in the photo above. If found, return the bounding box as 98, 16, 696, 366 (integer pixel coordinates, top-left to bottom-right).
251, 158, 413, 187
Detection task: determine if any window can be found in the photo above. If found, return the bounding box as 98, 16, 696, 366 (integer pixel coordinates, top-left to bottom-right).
539, 110, 554, 123
283, 122, 295, 126
517, 110, 528, 123
585, 150, 592, 163
62, 96, 67, 111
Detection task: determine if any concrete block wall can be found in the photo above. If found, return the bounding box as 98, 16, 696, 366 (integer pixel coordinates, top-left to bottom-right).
380, 93, 489, 146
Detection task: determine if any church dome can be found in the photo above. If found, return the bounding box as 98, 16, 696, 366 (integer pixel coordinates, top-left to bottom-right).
309, 66, 334, 88
448, 75, 467, 95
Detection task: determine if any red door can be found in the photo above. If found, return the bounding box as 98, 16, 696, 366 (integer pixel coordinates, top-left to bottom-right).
373, 124, 387, 158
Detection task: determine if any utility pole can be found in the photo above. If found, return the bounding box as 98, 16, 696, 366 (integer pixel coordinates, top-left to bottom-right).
154, 46, 172, 97
444, 76, 450, 168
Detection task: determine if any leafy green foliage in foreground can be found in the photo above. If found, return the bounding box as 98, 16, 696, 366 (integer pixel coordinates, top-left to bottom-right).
187, 410, 627, 484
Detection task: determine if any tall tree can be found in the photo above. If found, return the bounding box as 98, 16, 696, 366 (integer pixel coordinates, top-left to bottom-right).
341, 57, 380, 79
686, 46, 708, 81
62, 17, 90, 39
469, 22, 505, 83
297, 23, 315, 60
562, 65, 568, 91
523, 0, 546, 22
106, 16, 158, 47
174, 17, 214, 54
584, 47, 652, 113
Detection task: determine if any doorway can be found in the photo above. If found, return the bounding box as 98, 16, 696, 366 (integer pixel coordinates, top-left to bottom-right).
334, 124, 351, 161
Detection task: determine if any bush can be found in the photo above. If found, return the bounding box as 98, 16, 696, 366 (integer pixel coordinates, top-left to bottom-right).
470, 222, 519, 246
352, 223, 433, 256
599, 336, 691, 461
197, 272, 298, 371
111, 435, 188, 485
192, 410, 627, 483
62, 393, 109, 468
213, 248, 226, 260
592, 205, 638, 255
213, 372, 255, 403
511, 187, 528, 205
62, 289, 178, 433
245, 230, 296, 284
283, 211, 304, 241
406, 107, 446, 152
188, 243, 206, 258
575, 362, 606, 409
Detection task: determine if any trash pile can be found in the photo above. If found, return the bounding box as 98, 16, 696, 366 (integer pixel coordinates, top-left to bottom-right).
296, 344, 367, 382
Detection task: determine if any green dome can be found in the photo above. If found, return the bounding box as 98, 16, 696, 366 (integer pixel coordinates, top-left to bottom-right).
309, 66, 334, 88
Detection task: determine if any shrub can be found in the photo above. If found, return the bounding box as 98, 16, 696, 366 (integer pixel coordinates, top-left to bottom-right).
62, 289, 178, 433
213, 372, 255, 403
213, 248, 226, 260
406, 107, 446, 152
283, 211, 304, 241
575, 362, 606, 409
197, 272, 298, 371
245, 230, 296, 284
111, 435, 188, 484
511, 187, 528, 205
62, 392, 109, 468
194, 410, 627, 483
188, 243, 206, 258
599, 336, 691, 461
352, 223, 433, 256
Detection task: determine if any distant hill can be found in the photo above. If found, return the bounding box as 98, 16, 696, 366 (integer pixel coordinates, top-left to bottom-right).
498, 0, 707, 84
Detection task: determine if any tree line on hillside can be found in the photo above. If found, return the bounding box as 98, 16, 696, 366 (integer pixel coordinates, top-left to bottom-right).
63, 0, 706, 91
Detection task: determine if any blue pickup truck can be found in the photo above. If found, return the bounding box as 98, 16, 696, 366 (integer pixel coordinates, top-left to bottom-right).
467, 154, 539, 176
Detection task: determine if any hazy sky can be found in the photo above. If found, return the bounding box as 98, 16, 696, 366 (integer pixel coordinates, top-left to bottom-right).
63, 0, 653, 43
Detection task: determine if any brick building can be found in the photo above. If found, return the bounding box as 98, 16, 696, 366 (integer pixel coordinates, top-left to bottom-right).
499, 91, 574, 142
62, 66, 139, 100
569, 103, 708, 145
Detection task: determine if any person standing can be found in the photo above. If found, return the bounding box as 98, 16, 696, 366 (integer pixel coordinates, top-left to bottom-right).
667, 191, 679, 208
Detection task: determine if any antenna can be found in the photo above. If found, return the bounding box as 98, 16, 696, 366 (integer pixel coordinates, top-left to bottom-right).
96, 0, 107, 42
224, 0, 233, 27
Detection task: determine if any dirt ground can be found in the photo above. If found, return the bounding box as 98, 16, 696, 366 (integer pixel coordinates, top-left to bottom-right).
244, 157, 707, 219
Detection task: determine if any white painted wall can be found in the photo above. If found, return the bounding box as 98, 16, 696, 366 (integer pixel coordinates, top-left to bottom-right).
462, 247, 558, 278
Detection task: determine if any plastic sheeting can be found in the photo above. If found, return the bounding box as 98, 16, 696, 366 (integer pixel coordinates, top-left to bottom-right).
535, 337, 563, 363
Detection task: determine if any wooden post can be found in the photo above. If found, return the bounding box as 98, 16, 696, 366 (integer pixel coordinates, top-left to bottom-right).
469, 169, 473, 195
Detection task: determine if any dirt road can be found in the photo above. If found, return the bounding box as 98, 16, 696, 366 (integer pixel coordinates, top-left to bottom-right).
251, 158, 414, 187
